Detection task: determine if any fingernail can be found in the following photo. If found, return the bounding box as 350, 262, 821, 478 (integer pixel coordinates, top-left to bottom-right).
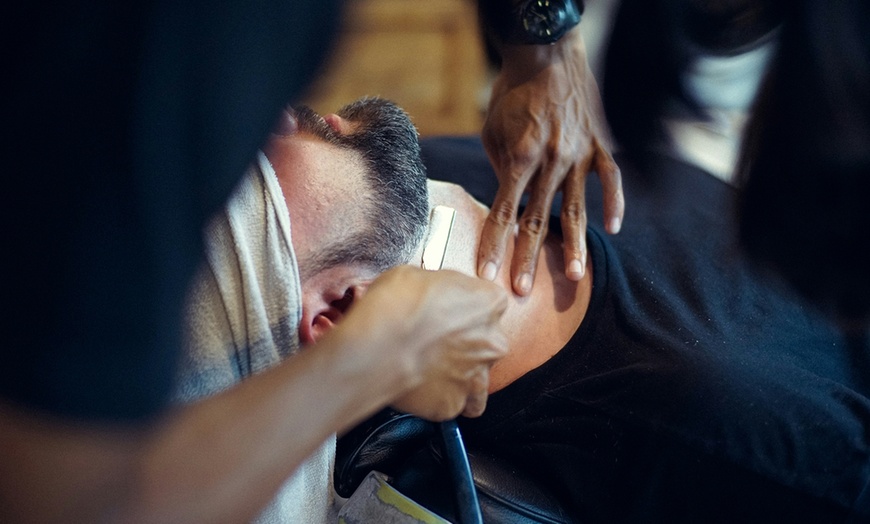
609, 217, 622, 234
481, 261, 498, 281
567, 259, 584, 280
517, 273, 532, 295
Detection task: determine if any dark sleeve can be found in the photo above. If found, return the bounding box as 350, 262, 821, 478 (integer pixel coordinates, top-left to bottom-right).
477, 0, 514, 43
0, 0, 340, 421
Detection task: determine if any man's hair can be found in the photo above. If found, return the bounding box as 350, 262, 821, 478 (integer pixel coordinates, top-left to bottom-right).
294, 97, 429, 276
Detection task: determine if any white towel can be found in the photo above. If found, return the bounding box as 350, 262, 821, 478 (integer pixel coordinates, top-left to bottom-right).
175, 152, 335, 524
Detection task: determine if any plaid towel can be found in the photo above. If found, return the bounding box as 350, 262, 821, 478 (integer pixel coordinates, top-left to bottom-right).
175, 151, 335, 523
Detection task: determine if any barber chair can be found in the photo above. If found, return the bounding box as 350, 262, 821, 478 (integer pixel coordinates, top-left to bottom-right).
335, 408, 576, 524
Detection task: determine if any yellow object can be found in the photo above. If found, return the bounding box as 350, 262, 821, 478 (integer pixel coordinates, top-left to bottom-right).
338, 471, 451, 524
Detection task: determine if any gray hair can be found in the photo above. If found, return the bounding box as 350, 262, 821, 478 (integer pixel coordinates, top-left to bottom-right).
294, 97, 429, 275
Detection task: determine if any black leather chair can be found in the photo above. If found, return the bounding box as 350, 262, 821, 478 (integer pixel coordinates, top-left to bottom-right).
335, 408, 576, 524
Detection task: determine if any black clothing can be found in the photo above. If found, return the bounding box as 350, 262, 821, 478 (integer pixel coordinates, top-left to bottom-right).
422, 137, 870, 522
2, 0, 340, 421
603, 0, 870, 324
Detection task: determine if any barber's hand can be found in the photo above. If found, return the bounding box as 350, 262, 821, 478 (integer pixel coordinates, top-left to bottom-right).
479, 28, 625, 296
343, 266, 508, 421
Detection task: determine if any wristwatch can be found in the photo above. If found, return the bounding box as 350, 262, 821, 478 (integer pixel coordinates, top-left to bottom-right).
505, 0, 584, 45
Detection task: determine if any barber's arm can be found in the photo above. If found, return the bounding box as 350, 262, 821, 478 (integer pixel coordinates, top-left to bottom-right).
476, 0, 624, 296
0, 267, 507, 524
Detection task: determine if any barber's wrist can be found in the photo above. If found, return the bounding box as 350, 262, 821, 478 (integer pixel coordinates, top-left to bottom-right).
483, 0, 584, 46
498, 27, 585, 84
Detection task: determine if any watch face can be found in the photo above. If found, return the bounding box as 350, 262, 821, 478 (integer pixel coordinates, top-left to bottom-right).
521, 0, 570, 42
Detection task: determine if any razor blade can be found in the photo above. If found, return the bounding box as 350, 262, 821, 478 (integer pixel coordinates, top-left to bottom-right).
422, 205, 456, 271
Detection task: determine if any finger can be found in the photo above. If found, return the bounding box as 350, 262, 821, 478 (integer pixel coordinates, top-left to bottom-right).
460, 369, 490, 418
490, 285, 509, 320
511, 168, 561, 296
452, 271, 509, 311
483, 324, 509, 361
469, 275, 510, 316
477, 178, 527, 282
458, 323, 509, 364
560, 162, 589, 281
594, 143, 625, 235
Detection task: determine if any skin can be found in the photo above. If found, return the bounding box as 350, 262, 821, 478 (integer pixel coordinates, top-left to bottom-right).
479, 26, 625, 297
273, 107, 593, 394
265, 107, 513, 420
263, 115, 374, 281
271, 107, 591, 400
0, 109, 509, 523
321, 178, 593, 394
424, 180, 592, 391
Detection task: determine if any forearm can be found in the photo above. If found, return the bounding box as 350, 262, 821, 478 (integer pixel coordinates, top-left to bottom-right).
0, 267, 507, 524
0, 326, 409, 524
477, 0, 588, 54
477, 0, 591, 93
497, 27, 587, 85
127, 327, 405, 523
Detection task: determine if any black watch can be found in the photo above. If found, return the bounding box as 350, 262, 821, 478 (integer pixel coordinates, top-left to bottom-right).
506, 0, 584, 45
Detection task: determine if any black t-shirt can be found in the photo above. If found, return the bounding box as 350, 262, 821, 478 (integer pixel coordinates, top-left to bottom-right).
421, 137, 870, 522
1, 0, 340, 421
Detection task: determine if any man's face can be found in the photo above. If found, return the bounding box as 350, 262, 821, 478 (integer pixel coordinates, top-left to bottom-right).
266, 120, 371, 280
264, 97, 428, 345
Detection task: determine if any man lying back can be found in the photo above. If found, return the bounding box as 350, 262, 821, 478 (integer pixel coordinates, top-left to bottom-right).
175, 98, 507, 523
312, 136, 870, 521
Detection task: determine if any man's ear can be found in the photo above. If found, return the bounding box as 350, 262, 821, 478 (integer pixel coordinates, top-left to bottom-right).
299, 284, 366, 345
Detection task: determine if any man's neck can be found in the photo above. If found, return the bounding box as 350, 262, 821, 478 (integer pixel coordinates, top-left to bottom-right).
488, 232, 592, 392
426, 181, 592, 392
